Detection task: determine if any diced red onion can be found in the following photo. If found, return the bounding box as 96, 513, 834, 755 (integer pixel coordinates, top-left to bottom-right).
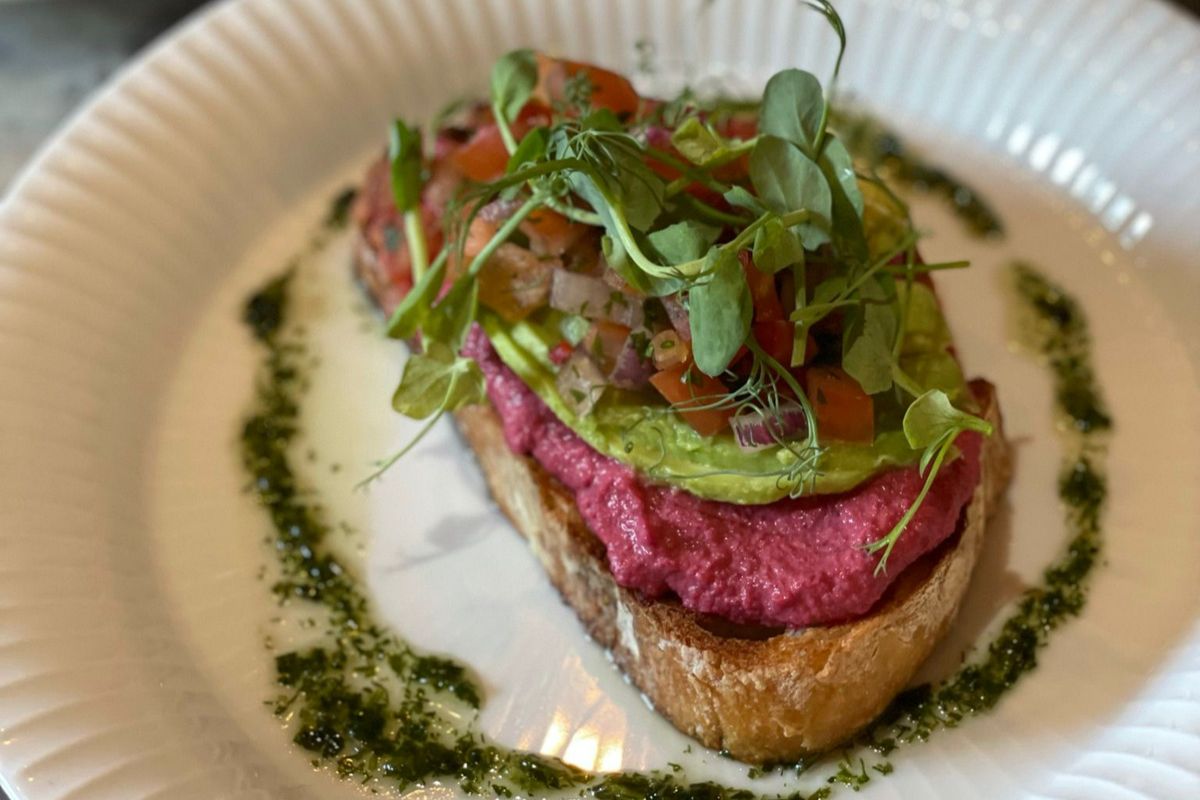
478, 198, 524, 223
550, 269, 610, 317
609, 329, 656, 390
602, 268, 631, 292
549, 269, 644, 328
660, 295, 691, 341
548, 340, 573, 365
730, 400, 808, 452
643, 125, 673, 151
582, 320, 631, 373
556, 351, 608, 417
608, 292, 645, 328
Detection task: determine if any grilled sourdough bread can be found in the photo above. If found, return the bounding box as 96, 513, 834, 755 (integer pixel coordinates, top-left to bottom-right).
453, 383, 1010, 764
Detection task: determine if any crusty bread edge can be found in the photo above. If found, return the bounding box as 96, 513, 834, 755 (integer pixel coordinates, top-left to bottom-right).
453, 380, 1011, 764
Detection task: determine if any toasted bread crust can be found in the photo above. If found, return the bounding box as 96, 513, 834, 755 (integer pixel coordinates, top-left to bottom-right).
454, 381, 1010, 763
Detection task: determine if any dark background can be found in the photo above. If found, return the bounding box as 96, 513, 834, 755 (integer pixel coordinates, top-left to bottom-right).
0, 0, 205, 190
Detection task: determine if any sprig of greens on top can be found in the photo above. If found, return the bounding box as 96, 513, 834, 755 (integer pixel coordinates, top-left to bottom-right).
369, 1, 990, 572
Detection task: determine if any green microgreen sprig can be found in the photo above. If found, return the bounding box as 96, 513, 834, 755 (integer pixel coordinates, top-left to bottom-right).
388, 119, 429, 282
865, 389, 993, 572
490, 48, 537, 153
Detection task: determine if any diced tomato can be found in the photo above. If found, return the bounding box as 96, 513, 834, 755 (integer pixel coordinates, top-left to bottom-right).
752, 320, 794, 365
740, 251, 785, 321
725, 342, 752, 375
535, 54, 640, 116
711, 156, 750, 183
644, 152, 679, 183
520, 208, 588, 256
450, 124, 509, 182
715, 113, 758, 141
515, 101, 552, 125
548, 340, 573, 365
796, 332, 818, 366
650, 364, 732, 437
806, 367, 875, 443
463, 216, 499, 260
445, 101, 551, 183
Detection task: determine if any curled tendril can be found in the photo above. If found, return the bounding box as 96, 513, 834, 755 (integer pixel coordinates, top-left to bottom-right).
619, 413, 670, 474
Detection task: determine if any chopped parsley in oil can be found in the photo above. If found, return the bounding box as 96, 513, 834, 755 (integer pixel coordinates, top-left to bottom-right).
826, 759, 870, 791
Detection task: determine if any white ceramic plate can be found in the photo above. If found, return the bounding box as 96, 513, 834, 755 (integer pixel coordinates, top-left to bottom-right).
2, 1, 1199, 798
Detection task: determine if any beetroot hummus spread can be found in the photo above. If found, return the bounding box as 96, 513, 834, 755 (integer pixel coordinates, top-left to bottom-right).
466, 327, 982, 629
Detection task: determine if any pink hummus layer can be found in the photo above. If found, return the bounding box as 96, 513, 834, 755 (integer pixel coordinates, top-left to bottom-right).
465, 327, 982, 629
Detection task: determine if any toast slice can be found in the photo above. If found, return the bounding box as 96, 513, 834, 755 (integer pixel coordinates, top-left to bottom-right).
454, 380, 1010, 764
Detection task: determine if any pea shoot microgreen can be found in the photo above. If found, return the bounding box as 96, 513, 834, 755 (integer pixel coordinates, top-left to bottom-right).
360, 342, 487, 487
688, 248, 751, 377
490, 49, 537, 152
368, 2, 991, 570
865, 389, 993, 572
388, 119, 429, 282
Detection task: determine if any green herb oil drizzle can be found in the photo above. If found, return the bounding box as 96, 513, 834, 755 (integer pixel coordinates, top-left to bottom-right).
833, 109, 1005, 238
241, 200, 1103, 796
241, 262, 592, 795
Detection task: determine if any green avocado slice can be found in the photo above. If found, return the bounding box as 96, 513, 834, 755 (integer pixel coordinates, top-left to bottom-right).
482, 282, 967, 505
